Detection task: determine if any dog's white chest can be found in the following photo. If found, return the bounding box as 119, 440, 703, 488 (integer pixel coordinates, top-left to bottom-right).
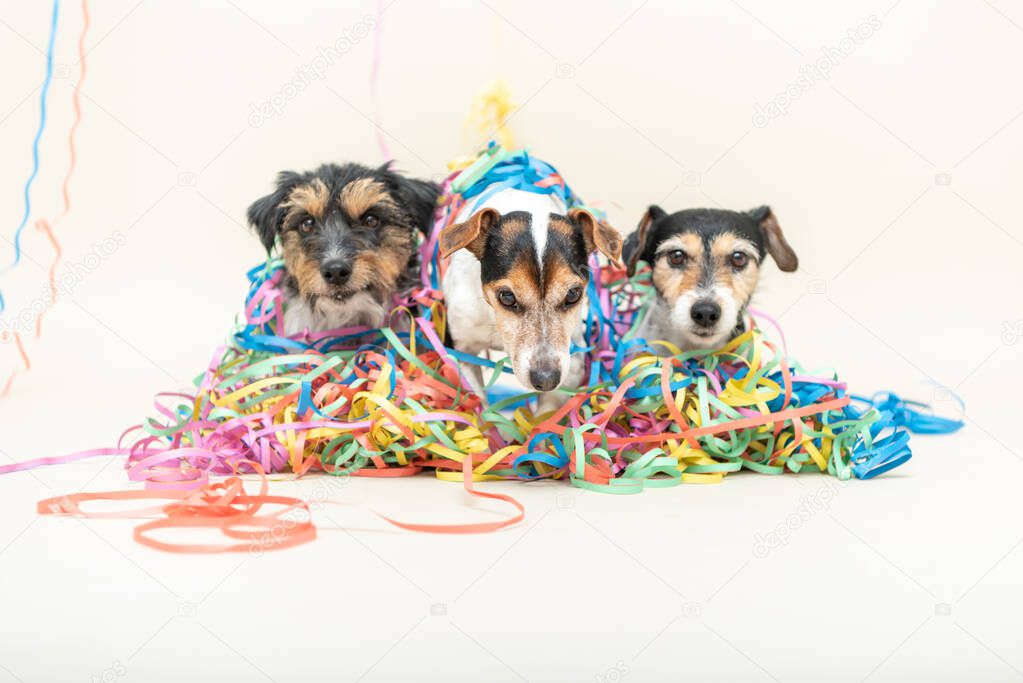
282, 291, 385, 335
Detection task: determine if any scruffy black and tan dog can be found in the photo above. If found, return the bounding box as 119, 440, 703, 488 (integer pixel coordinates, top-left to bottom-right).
624, 205, 798, 350
247, 163, 438, 334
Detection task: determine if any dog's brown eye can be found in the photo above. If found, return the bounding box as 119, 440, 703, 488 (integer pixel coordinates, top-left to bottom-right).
564, 286, 583, 306
730, 251, 749, 269
667, 250, 687, 267
362, 213, 379, 228
497, 290, 517, 308
299, 217, 315, 233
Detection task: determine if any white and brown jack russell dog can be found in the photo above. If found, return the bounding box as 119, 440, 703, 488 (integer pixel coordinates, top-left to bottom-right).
438, 188, 623, 406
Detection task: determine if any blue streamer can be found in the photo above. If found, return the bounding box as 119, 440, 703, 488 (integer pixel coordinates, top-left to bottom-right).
852, 391, 964, 435
0, 0, 61, 313
514, 431, 570, 478
849, 411, 913, 479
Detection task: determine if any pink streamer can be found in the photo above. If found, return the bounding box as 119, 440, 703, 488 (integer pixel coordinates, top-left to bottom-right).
370, 0, 392, 162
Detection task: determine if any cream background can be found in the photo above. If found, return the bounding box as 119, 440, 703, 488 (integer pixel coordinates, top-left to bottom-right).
0, 1, 1021, 681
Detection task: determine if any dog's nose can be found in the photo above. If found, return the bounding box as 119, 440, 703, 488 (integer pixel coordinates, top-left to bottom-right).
528, 366, 561, 392
320, 260, 352, 285
690, 300, 721, 327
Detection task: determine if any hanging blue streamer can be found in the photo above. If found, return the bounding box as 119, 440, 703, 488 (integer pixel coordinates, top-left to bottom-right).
0, 0, 61, 313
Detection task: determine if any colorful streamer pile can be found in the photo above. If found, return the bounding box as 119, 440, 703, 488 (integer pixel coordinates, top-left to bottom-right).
6, 143, 962, 552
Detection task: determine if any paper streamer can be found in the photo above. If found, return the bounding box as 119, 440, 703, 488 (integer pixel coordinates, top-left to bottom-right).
3, 0, 89, 397
0, 0, 61, 313
36, 0, 90, 338
369, 0, 392, 162
462, 80, 516, 158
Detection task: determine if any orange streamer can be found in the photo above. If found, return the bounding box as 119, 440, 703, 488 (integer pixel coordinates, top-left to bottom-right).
35, 0, 90, 336
3, 0, 90, 397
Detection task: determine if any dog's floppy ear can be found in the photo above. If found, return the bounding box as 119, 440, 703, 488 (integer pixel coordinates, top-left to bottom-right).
379, 162, 441, 233
624, 205, 666, 276
749, 205, 798, 272
439, 207, 499, 260
396, 176, 441, 233
247, 171, 302, 253
569, 208, 623, 268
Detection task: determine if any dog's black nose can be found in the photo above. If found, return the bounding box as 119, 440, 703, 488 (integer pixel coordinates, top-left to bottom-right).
529, 366, 561, 392
690, 300, 721, 327
320, 260, 352, 285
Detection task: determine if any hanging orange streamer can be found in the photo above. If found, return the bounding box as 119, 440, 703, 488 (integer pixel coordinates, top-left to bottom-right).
3, 0, 90, 396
